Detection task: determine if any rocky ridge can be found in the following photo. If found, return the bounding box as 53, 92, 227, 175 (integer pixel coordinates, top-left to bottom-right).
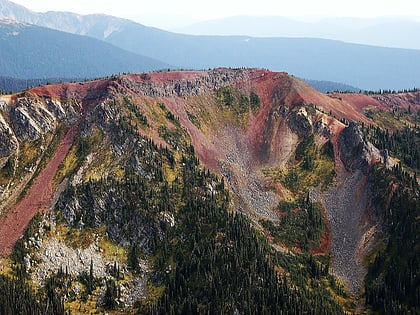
0, 95, 80, 215
313, 121, 396, 293
23, 212, 149, 309
0, 68, 416, 303
338, 122, 393, 174
117, 69, 259, 98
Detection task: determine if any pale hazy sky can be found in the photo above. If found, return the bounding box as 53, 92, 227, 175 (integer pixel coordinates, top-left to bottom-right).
9, 0, 420, 29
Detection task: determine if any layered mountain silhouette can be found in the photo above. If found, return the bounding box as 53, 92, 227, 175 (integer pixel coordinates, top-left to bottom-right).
0, 20, 169, 78
175, 15, 420, 50
1, 0, 420, 90
0, 2, 418, 312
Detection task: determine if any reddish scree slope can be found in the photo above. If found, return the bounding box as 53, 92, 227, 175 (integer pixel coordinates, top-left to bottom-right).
1, 69, 418, 258
0, 123, 79, 257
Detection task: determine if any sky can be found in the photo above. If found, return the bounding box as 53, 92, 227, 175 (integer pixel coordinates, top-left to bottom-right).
9, 0, 420, 29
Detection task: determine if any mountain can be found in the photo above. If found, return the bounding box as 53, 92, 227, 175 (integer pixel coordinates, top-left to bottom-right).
0, 20, 169, 78
302, 79, 360, 93
0, 76, 82, 94
104, 27, 420, 91
0, 69, 418, 313
175, 15, 420, 50
0, 0, 134, 40
0, 76, 360, 95
1, 0, 420, 90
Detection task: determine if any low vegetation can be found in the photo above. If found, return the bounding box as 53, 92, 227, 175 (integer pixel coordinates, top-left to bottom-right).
216, 86, 261, 126
260, 196, 327, 253
1, 93, 350, 314
362, 122, 420, 171
365, 163, 419, 314
360, 112, 420, 314
1, 71, 418, 314
264, 136, 336, 198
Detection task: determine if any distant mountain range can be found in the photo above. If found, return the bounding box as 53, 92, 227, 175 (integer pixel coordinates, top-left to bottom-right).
302, 79, 360, 93
174, 15, 420, 50
0, 0, 135, 40
0, 76, 81, 93
1, 0, 420, 90
0, 20, 169, 78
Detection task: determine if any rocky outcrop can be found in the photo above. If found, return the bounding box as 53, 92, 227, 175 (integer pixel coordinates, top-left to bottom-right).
19, 212, 149, 309
115, 68, 255, 98
58, 182, 163, 251
323, 121, 396, 293
338, 122, 389, 174
288, 107, 312, 138
1, 69, 418, 307
0, 95, 81, 214
32, 236, 148, 308
0, 106, 17, 161
314, 116, 332, 138
9, 97, 79, 140
10, 99, 54, 140
318, 170, 370, 293
338, 122, 369, 173
373, 91, 420, 112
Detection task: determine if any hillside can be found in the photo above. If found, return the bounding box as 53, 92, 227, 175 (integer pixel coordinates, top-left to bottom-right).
0, 76, 82, 94
1, 0, 420, 90
0, 20, 168, 78
0, 0, 135, 40
0, 69, 418, 313
302, 79, 360, 93
175, 15, 420, 50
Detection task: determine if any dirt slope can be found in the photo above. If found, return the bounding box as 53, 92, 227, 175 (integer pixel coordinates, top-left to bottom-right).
1, 68, 418, 291
0, 122, 79, 257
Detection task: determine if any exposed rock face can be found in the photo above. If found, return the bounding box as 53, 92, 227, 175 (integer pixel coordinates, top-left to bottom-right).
9, 98, 61, 141
34, 238, 109, 284
14, 210, 150, 310
338, 122, 370, 174
32, 236, 148, 308
0, 69, 417, 306
0, 96, 78, 145
59, 188, 160, 250
314, 117, 332, 138
338, 122, 390, 174
320, 170, 370, 293
288, 107, 312, 138
322, 121, 395, 293
115, 69, 254, 98
0, 94, 81, 215
0, 105, 17, 161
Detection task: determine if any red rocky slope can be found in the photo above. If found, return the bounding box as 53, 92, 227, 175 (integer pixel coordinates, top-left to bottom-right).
1, 68, 418, 290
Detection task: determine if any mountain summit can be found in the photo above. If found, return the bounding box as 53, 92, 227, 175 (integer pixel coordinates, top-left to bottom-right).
0, 0, 134, 40
0, 69, 418, 313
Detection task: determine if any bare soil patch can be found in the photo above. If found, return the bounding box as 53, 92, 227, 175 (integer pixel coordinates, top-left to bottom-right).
0, 123, 79, 257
